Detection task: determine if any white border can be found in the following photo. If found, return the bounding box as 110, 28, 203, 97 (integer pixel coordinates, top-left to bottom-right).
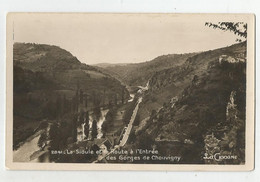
0, 0, 259, 182
5, 13, 255, 172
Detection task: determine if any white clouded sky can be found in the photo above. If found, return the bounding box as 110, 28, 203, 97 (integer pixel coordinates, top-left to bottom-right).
13, 13, 244, 64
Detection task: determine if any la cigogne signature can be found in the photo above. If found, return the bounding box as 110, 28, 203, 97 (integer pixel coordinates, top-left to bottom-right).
203, 153, 238, 161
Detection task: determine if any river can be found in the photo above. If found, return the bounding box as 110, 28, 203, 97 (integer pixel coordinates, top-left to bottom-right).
94, 81, 149, 162
13, 133, 42, 162
14, 81, 149, 163
14, 107, 109, 162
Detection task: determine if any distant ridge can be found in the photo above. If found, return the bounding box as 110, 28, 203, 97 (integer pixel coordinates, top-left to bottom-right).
95, 53, 197, 87
93, 62, 130, 68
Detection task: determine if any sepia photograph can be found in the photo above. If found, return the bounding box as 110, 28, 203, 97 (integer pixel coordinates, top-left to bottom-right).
5, 13, 255, 171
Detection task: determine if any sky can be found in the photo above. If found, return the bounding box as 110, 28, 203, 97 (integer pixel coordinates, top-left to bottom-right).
12, 13, 243, 65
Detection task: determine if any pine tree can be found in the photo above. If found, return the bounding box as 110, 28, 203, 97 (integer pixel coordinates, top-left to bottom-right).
75, 90, 79, 112
38, 132, 47, 149
84, 95, 88, 108
79, 89, 83, 104
72, 114, 78, 142
103, 89, 106, 106
121, 87, 125, 104
114, 94, 117, 106
92, 120, 98, 140
56, 94, 62, 118
84, 112, 90, 139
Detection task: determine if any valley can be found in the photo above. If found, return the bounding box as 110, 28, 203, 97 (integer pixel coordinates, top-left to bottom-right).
13, 41, 247, 164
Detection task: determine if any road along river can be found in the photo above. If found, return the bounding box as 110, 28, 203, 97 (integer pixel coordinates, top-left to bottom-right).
93, 81, 149, 163
119, 97, 142, 147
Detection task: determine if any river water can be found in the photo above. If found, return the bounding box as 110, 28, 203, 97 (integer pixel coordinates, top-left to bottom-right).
13, 134, 42, 162
14, 107, 109, 162
94, 81, 150, 162
14, 81, 149, 163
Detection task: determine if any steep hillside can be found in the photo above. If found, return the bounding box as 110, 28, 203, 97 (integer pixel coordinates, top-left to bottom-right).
13, 43, 129, 149
138, 42, 246, 119
129, 42, 247, 164
95, 53, 196, 87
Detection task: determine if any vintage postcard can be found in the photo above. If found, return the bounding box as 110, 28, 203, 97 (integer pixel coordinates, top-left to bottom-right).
6, 13, 255, 171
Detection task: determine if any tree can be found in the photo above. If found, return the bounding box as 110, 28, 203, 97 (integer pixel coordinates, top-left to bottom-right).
137, 133, 153, 149
72, 114, 78, 142
121, 87, 125, 104
49, 123, 59, 140
151, 109, 157, 119
114, 94, 118, 106
103, 89, 106, 106
74, 90, 79, 112
49, 123, 60, 150
205, 22, 247, 42
93, 106, 101, 121
84, 112, 90, 139
38, 132, 47, 149
56, 94, 62, 118
128, 131, 136, 143
102, 110, 114, 134
61, 94, 66, 115
79, 89, 83, 104
79, 112, 85, 125
84, 96, 88, 107
108, 100, 113, 109
92, 120, 98, 140
133, 113, 140, 126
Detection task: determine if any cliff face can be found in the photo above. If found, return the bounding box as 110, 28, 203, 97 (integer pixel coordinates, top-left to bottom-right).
134, 42, 246, 164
